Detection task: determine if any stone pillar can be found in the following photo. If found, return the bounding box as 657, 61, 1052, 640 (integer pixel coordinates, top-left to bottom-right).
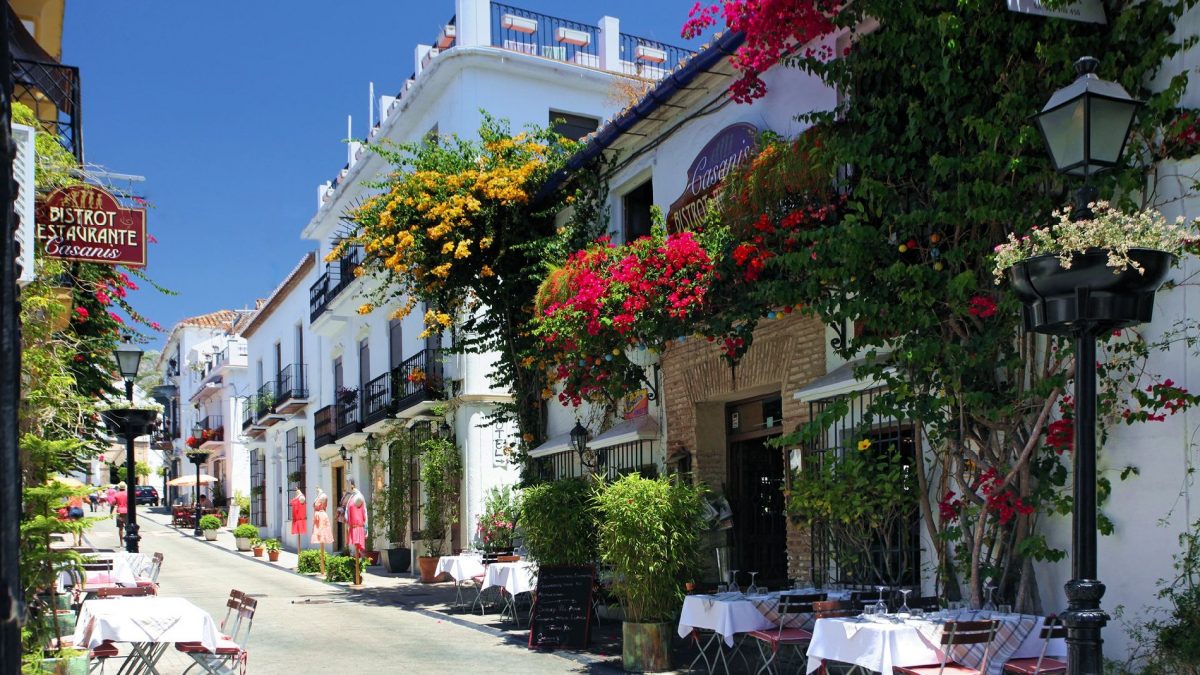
598, 15, 621, 73
455, 0, 492, 48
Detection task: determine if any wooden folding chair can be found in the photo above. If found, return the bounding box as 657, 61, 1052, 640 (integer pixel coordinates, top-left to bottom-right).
95, 585, 155, 598
1002, 616, 1067, 674
894, 620, 1000, 675
179, 596, 256, 674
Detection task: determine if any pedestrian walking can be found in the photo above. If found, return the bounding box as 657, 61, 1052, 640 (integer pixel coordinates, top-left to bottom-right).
66, 493, 85, 546
113, 482, 128, 542
87, 491, 98, 512
106, 485, 117, 516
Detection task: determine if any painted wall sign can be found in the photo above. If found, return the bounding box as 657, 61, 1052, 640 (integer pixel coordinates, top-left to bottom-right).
666, 122, 759, 233
1007, 0, 1105, 24
36, 184, 147, 267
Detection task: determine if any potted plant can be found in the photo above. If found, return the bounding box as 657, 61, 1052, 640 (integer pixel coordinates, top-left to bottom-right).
251, 537, 264, 557
366, 427, 416, 573
416, 435, 461, 582
264, 538, 282, 562
233, 524, 258, 551
994, 201, 1194, 334
234, 492, 251, 525
198, 514, 222, 541
476, 485, 521, 554
595, 474, 706, 673
520, 478, 597, 566
336, 386, 358, 405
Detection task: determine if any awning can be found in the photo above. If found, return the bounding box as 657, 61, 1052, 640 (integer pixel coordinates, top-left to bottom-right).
528, 430, 573, 459
792, 358, 894, 403
591, 415, 660, 449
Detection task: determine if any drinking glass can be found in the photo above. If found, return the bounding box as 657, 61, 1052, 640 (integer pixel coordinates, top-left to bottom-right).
911, 607, 925, 620
982, 584, 997, 612
717, 583, 728, 594
728, 570, 740, 595
874, 586, 889, 615
897, 589, 912, 616
747, 571, 760, 596
999, 604, 1013, 615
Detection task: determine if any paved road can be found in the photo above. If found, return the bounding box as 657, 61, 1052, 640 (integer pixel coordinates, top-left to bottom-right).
90, 514, 595, 674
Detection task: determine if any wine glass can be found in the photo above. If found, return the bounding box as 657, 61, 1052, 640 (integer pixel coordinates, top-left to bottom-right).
874, 586, 889, 615
982, 584, 997, 612
897, 589, 912, 617
728, 570, 740, 595
747, 571, 760, 595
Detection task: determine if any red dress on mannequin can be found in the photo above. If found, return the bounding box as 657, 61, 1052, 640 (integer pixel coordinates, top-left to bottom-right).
346, 496, 366, 553
290, 495, 307, 535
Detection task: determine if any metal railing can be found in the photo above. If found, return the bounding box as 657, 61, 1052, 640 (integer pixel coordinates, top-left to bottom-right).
12, 58, 83, 161
491, 3, 600, 67
617, 33, 692, 79
255, 381, 276, 418
314, 405, 336, 449
334, 395, 362, 440
393, 348, 445, 413
276, 364, 308, 406
241, 397, 255, 431
309, 246, 362, 321
198, 415, 224, 442
363, 370, 393, 427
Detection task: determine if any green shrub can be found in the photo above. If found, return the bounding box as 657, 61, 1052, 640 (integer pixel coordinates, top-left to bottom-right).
521, 478, 597, 566
297, 550, 323, 574
198, 515, 221, 531
232, 524, 258, 539
594, 474, 706, 623
325, 555, 355, 583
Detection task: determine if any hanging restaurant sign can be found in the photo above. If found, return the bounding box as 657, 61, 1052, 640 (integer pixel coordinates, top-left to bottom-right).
666, 122, 759, 233
36, 184, 147, 267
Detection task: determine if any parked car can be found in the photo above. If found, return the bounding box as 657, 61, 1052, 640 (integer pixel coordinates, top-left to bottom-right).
135, 485, 160, 506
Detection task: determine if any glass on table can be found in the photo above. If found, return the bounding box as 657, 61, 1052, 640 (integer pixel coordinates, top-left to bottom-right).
717, 583, 728, 594
982, 584, 997, 612
874, 586, 889, 615
910, 607, 925, 620
998, 604, 1013, 615
747, 571, 760, 595
728, 570, 740, 595
897, 589, 913, 617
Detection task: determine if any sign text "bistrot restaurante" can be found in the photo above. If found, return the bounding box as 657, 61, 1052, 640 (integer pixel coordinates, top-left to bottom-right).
36, 184, 147, 267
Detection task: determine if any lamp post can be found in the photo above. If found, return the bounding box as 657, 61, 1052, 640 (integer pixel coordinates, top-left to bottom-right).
113, 341, 144, 553
571, 420, 604, 471
1031, 56, 1141, 675
189, 423, 211, 537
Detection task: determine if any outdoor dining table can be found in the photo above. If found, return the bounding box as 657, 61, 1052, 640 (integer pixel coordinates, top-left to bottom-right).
480, 561, 537, 625
436, 554, 487, 609
56, 552, 151, 591
804, 610, 1067, 675
677, 589, 851, 675
71, 595, 219, 675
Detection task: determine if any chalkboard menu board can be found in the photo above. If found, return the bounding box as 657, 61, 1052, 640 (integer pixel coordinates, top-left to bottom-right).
528, 564, 595, 650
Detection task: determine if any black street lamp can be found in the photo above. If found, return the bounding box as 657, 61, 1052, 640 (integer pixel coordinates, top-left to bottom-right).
1031, 56, 1142, 675
113, 341, 144, 553
189, 422, 211, 537
571, 420, 604, 470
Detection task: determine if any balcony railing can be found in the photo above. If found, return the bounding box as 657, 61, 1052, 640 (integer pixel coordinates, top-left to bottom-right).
198, 415, 224, 443
12, 58, 82, 161
394, 348, 445, 413
334, 395, 362, 440
491, 3, 600, 67
275, 364, 309, 413
314, 405, 336, 449
241, 397, 255, 431
363, 370, 393, 428
255, 381, 281, 427
618, 33, 692, 79
309, 246, 362, 321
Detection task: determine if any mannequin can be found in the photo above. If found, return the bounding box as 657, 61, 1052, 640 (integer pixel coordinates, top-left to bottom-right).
345, 479, 367, 586
310, 488, 334, 575
290, 488, 307, 560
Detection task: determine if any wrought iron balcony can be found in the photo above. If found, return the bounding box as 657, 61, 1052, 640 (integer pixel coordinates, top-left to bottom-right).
198, 415, 224, 444
275, 364, 309, 414
617, 33, 692, 79
491, 2, 599, 67
362, 370, 393, 428
334, 393, 362, 440
309, 246, 362, 321
314, 405, 336, 449
12, 57, 82, 161
241, 398, 255, 431
256, 381, 281, 427
393, 348, 445, 414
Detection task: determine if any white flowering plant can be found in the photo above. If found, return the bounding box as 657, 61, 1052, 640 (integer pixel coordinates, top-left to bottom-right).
992, 201, 1197, 284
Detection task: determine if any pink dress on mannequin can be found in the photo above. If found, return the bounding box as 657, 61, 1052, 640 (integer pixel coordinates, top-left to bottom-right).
310, 493, 334, 545
290, 495, 308, 535
346, 496, 366, 553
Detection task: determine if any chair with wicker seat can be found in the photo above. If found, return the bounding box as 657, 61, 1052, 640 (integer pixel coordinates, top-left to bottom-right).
747, 592, 825, 675
893, 620, 999, 675
1002, 616, 1067, 674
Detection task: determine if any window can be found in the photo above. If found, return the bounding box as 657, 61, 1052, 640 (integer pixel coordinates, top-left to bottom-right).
622, 180, 654, 243
358, 339, 370, 390
389, 319, 404, 369
286, 427, 306, 497
549, 111, 599, 142
333, 356, 343, 395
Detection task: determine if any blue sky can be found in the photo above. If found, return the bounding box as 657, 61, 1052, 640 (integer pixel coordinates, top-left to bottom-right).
63, 1, 708, 348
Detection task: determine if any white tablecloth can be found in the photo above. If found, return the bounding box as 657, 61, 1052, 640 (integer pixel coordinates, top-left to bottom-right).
481, 561, 536, 596
71, 596, 219, 651
436, 555, 486, 583
805, 612, 1066, 675
57, 552, 150, 589
677, 589, 850, 648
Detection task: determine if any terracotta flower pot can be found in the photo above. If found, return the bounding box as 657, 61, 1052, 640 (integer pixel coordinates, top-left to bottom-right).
268, 550, 280, 562
417, 555, 441, 583
252, 547, 263, 558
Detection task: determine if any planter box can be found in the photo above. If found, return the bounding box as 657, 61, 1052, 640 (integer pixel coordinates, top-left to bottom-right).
501, 14, 537, 34
437, 24, 455, 49
635, 45, 667, 64
556, 26, 590, 47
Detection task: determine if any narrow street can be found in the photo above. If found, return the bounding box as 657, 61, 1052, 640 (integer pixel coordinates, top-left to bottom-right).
90, 513, 599, 674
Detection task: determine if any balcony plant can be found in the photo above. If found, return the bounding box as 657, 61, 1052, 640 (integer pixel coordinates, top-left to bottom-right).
416, 436, 462, 582
366, 426, 416, 573
336, 386, 358, 405
198, 515, 222, 541
233, 524, 258, 552
264, 538, 282, 562
594, 474, 706, 672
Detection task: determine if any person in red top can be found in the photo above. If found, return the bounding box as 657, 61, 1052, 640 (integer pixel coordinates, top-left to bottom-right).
113, 482, 129, 542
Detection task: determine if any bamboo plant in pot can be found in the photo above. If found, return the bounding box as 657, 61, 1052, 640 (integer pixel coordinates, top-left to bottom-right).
416, 436, 461, 582
365, 427, 415, 573
595, 473, 706, 673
